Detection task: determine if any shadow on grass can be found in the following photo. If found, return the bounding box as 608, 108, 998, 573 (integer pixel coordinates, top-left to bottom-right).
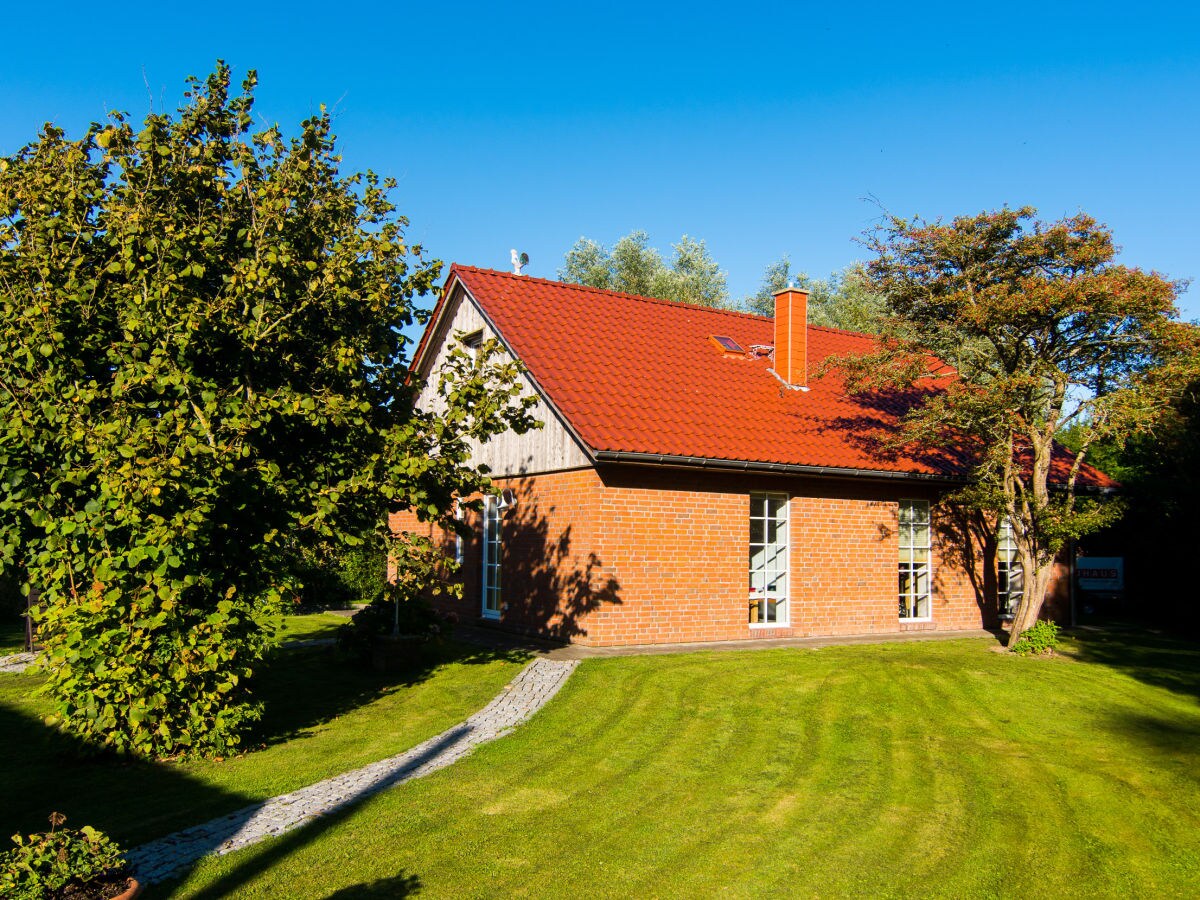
248, 639, 529, 751
326, 872, 423, 897
1101, 710, 1200, 756
0, 639, 526, 850
1067, 622, 1200, 702
144, 782, 424, 900
141, 723, 474, 896
0, 699, 253, 850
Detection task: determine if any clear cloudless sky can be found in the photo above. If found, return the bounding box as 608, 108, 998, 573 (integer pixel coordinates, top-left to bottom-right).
3, 1, 1198, 320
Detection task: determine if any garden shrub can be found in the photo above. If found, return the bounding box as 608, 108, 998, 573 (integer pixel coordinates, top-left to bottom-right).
1011, 619, 1060, 655
339, 541, 389, 608
283, 534, 388, 612
337, 532, 458, 665
284, 538, 358, 611
337, 595, 449, 662
0, 813, 129, 900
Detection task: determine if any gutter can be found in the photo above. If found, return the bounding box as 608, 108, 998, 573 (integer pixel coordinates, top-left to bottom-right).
592, 450, 1117, 493
591, 450, 968, 484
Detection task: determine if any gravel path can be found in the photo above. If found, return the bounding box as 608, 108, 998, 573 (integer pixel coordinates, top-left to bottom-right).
126, 658, 579, 885
0, 651, 37, 674
0, 636, 339, 675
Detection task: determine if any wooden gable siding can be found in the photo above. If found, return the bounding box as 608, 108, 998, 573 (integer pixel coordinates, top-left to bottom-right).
416, 285, 592, 477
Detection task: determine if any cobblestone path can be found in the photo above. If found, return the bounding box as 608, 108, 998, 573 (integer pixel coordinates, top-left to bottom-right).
126, 658, 579, 885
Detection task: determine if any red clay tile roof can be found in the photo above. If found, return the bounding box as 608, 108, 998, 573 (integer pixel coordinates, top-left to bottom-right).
429, 265, 1111, 487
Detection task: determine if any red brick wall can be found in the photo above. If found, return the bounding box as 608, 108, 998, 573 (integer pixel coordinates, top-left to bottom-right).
790, 495, 900, 637
587, 469, 747, 645
1042, 559, 1072, 624
486, 470, 613, 641
389, 469, 614, 640
389, 464, 1072, 646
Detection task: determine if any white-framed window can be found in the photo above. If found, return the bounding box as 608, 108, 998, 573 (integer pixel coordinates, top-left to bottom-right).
453, 500, 464, 566
899, 499, 931, 619
997, 516, 1024, 617
749, 492, 789, 626
482, 495, 501, 619
462, 329, 484, 362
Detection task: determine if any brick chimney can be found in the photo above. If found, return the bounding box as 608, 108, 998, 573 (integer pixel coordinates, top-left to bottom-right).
773, 284, 808, 387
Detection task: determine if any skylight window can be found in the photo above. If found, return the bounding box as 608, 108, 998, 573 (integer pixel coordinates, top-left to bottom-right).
710, 335, 745, 354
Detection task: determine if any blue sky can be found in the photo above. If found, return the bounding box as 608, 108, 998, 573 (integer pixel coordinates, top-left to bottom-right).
4, 1, 1198, 319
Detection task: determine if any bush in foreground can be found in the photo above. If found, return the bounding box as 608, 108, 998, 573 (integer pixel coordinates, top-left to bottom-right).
0, 813, 131, 900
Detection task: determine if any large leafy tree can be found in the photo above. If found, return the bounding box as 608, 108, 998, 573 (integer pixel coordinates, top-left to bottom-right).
560, 230, 729, 307
0, 64, 536, 756
1061, 375, 1200, 628
745, 257, 886, 332
836, 207, 1196, 645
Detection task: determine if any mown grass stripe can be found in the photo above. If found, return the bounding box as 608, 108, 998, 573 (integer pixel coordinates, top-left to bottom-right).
144, 633, 1200, 899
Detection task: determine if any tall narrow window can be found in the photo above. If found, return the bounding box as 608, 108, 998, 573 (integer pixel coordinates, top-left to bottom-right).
482, 495, 501, 619
899, 500, 931, 619
749, 493, 789, 625
997, 517, 1024, 617
453, 501, 464, 566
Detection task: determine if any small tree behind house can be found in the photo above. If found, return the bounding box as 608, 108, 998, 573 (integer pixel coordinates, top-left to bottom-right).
560, 231, 729, 308
744, 258, 887, 333
834, 207, 1197, 645
0, 64, 537, 757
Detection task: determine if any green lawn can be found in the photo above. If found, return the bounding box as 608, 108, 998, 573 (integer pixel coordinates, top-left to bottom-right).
156, 629, 1200, 899
0, 614, 27, 654
0, 641, 527, 847
1, 610, 346, 656
274, 610, 354, 644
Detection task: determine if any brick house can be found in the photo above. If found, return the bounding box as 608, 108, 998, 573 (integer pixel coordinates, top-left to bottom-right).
390, 265, 1101, 647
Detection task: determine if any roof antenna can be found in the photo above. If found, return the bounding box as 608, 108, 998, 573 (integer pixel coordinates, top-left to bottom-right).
511, 249, 529, 275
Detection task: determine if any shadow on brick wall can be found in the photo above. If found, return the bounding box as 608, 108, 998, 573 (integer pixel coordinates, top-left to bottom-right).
499, 477, 622, 643
931, 503, 997, 623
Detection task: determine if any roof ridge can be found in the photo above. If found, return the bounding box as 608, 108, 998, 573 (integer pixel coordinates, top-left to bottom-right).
806, 322, 878, 339
451, 264, 771, 324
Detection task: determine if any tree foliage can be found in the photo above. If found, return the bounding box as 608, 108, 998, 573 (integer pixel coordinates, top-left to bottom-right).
1064, 375, 1200, 628
744, 257, 886, 333
560, 230, 729, 307
0, 64, 537, 756
833, 207, 1197, 645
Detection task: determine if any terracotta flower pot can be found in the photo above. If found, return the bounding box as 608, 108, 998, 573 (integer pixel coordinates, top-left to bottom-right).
113, 877, 142, 899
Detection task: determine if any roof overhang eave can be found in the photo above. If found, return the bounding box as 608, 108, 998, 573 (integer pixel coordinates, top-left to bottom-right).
592, 449, 970, 485
408, 267, 469, 380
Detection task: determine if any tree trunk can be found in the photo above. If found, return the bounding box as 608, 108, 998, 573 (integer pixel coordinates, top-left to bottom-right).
1006, 556, 1054, 647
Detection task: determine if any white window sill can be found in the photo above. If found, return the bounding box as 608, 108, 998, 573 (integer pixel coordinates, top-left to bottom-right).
899, 617, 933, 623
481, 610, 501, 621
749, 622, 789, 629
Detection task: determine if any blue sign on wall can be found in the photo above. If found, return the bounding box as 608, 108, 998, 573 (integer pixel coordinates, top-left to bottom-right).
1076, 557, 1124, 593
